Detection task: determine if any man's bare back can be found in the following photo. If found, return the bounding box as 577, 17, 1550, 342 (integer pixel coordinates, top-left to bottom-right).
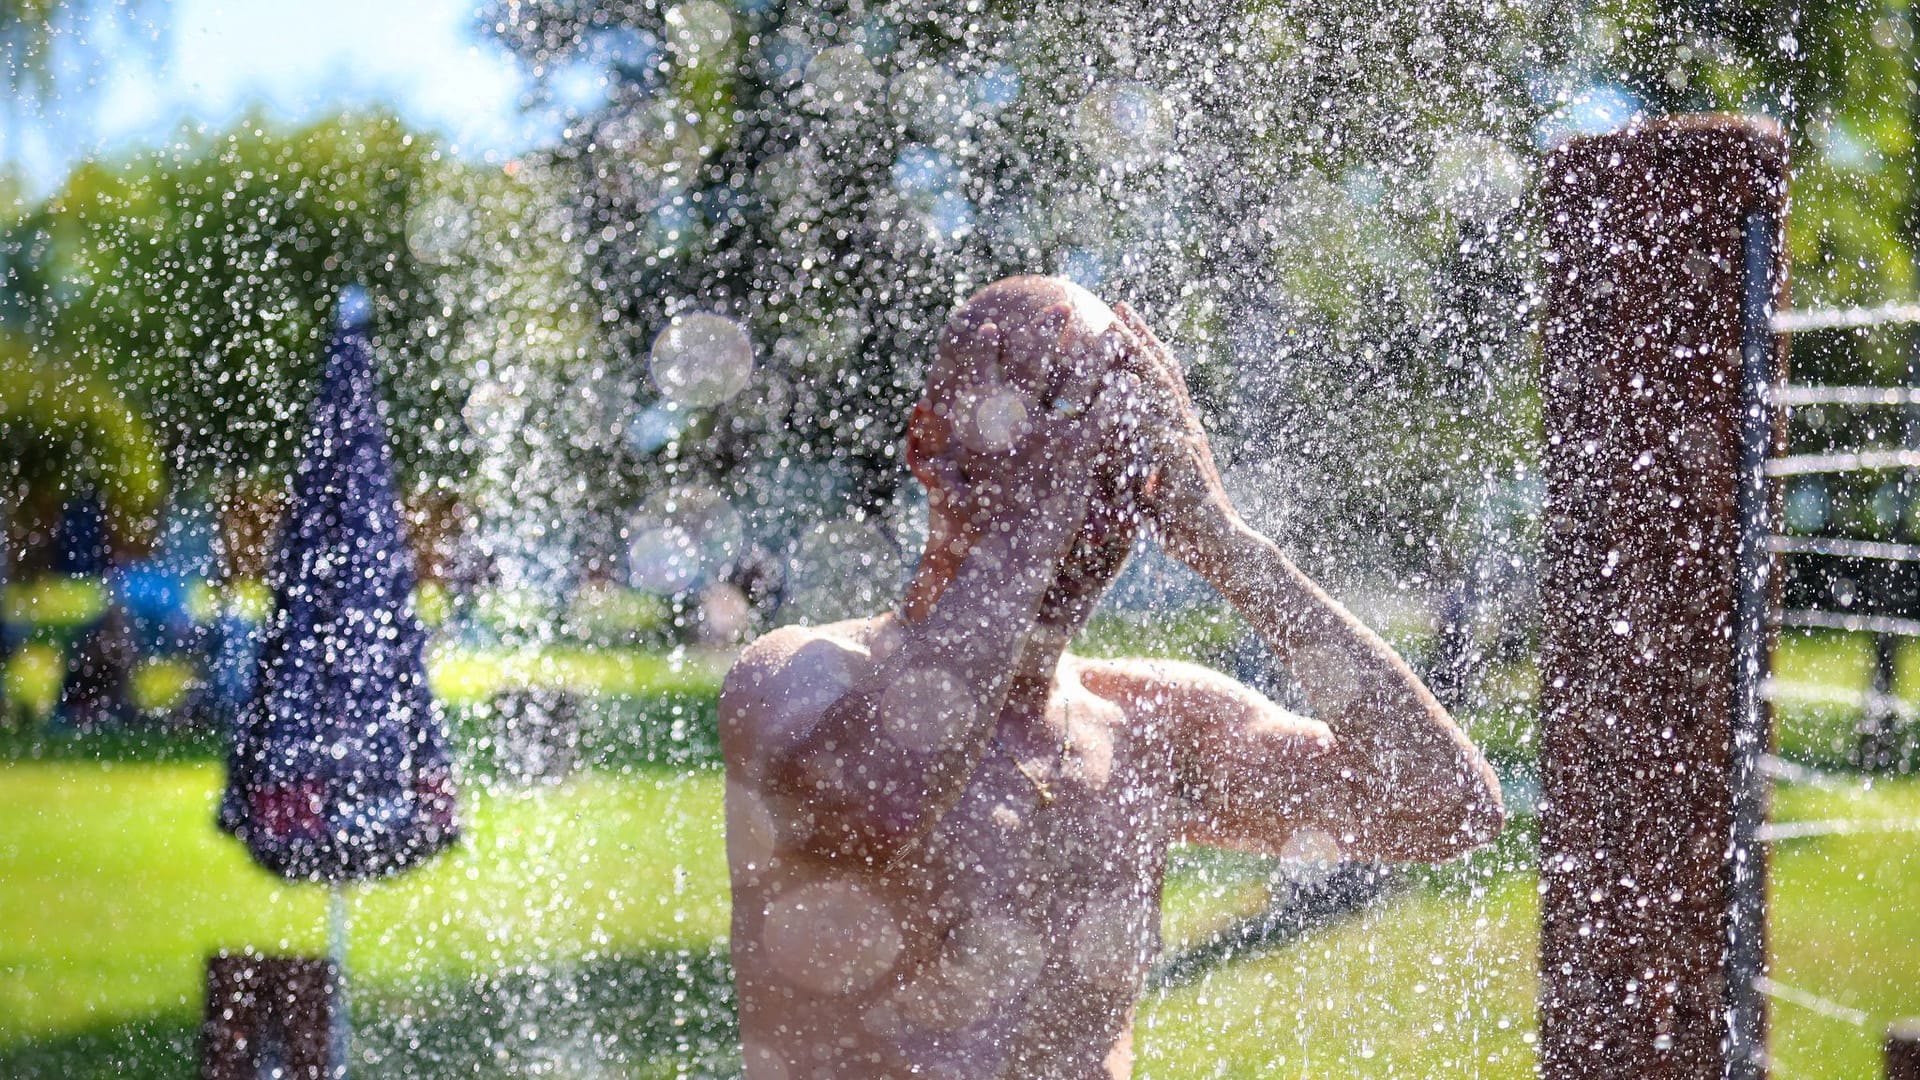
720, 278, 1504, 1079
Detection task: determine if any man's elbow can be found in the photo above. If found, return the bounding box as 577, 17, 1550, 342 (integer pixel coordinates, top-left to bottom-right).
1373, 774, 1505, 863
1428, 774, 1506, 859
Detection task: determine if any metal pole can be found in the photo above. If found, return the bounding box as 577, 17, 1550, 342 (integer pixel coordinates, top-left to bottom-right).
1726, 207, 1778, 1080
1866, 632, 1901, 769
328, 885, 351, 1079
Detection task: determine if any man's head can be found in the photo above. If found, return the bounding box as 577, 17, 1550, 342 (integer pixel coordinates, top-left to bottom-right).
906, 276, 1143, 631
922, 275, 1116, 412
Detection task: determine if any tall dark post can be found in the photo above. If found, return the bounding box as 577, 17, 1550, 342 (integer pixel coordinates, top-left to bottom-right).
201, 952, 338, 1080
1889, 1020, 1920, 1080
1538, 116, 1789, 1080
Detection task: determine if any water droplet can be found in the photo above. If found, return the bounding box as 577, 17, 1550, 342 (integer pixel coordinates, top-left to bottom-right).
649, 314, 754, 408
627, 485, 743, 593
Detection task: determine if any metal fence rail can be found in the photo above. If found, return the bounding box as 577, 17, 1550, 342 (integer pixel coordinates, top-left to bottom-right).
1775, 608, 1920, 638
1768, 300, 1920, 806
1774, 303, 1920, 333
1768, 304, 1920, 617
1768, 449, 1920, 477
1767, 535, 1920, 562
1775, 385, 1920, 406
1769, 299, 1920, 1080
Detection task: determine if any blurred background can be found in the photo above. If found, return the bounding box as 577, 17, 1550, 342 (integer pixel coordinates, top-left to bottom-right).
2, 0, 1918, 1077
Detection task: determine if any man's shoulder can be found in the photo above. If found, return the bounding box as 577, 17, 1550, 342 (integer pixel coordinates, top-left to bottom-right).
720, 617, 887, 750
726, 617, 884, 690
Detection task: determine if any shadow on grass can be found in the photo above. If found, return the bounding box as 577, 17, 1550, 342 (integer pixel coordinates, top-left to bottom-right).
0, 720, 226, 764
0, 691, 727, 772
0, 944, 740, 1079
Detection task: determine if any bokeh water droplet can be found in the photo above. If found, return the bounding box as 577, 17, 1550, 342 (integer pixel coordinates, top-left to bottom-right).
648, 314, 755, 409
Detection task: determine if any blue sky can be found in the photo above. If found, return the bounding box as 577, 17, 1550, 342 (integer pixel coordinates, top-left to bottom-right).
10, 0, 542, 192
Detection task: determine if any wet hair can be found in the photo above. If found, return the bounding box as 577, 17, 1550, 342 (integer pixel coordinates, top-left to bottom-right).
927, 275, 1116, 408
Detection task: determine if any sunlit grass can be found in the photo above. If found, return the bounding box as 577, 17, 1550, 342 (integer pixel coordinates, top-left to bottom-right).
4, 644, 64, 719
2, 578, 110, 630
1158, 846, 1286, 953
1141, 872, 1539, 1079
1075, 604, 1244, 663
1769, 627, 1920, 766
426, 644, 729, 707
1767, 776, 1920, 1079
1, 643, 731, 722
4, 758, 1915, 1077
0, 762, 727, 1045
0, 757, 1266, 1050
1141, 777, 1920, 1079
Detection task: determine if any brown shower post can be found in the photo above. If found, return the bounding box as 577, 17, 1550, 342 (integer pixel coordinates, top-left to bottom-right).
1537, 116, 1789, 1080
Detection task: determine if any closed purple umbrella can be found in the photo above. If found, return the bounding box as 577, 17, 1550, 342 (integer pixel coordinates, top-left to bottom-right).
218, 288, 459, 882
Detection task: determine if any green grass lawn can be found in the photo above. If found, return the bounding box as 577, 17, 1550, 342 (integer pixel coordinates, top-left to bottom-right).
2, 641, 729, 721
3, 617, 1916, 1076
1771, 627, 1920, 767
0, 764, 728, 1052
1140, 776, 1920, 1079
1765, 776, 1920, 1078
1142, 871, 1540, 1078
3, 755, 1917, 1078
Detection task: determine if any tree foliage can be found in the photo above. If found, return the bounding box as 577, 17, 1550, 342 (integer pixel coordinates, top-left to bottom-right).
1580, 0, 1919, 310
0, 336, 164, 541
12, 111, 476, 484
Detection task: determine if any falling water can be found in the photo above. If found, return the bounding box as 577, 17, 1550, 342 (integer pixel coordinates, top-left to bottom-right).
3, 0, 1919, 1077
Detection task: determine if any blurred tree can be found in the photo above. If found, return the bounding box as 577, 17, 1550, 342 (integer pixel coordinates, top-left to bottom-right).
1576, 0, 1919, 311
14, 111, 479, 486
0, 335, 165, 554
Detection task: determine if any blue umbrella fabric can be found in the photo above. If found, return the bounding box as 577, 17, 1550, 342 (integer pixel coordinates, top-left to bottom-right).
218, 293, 459, 882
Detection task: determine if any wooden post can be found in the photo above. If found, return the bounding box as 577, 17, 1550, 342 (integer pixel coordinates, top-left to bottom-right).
1538, 116, 1789, 1080
200, 951, 339, 1080
1889, 1019, 1920, 1080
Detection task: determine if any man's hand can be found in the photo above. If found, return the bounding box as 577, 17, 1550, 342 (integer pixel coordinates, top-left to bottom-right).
1110, 302, 1238, 569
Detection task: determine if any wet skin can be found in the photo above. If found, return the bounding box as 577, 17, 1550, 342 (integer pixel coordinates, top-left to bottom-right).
719, 277, 1505, 1079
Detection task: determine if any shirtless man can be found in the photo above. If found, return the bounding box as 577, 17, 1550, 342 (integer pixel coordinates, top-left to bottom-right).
719, 276, 1504, 1079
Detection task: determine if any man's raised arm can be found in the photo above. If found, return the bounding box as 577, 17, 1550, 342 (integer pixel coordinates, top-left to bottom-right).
1189, 519, 1503, 859
1113, 304, 1504, 862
